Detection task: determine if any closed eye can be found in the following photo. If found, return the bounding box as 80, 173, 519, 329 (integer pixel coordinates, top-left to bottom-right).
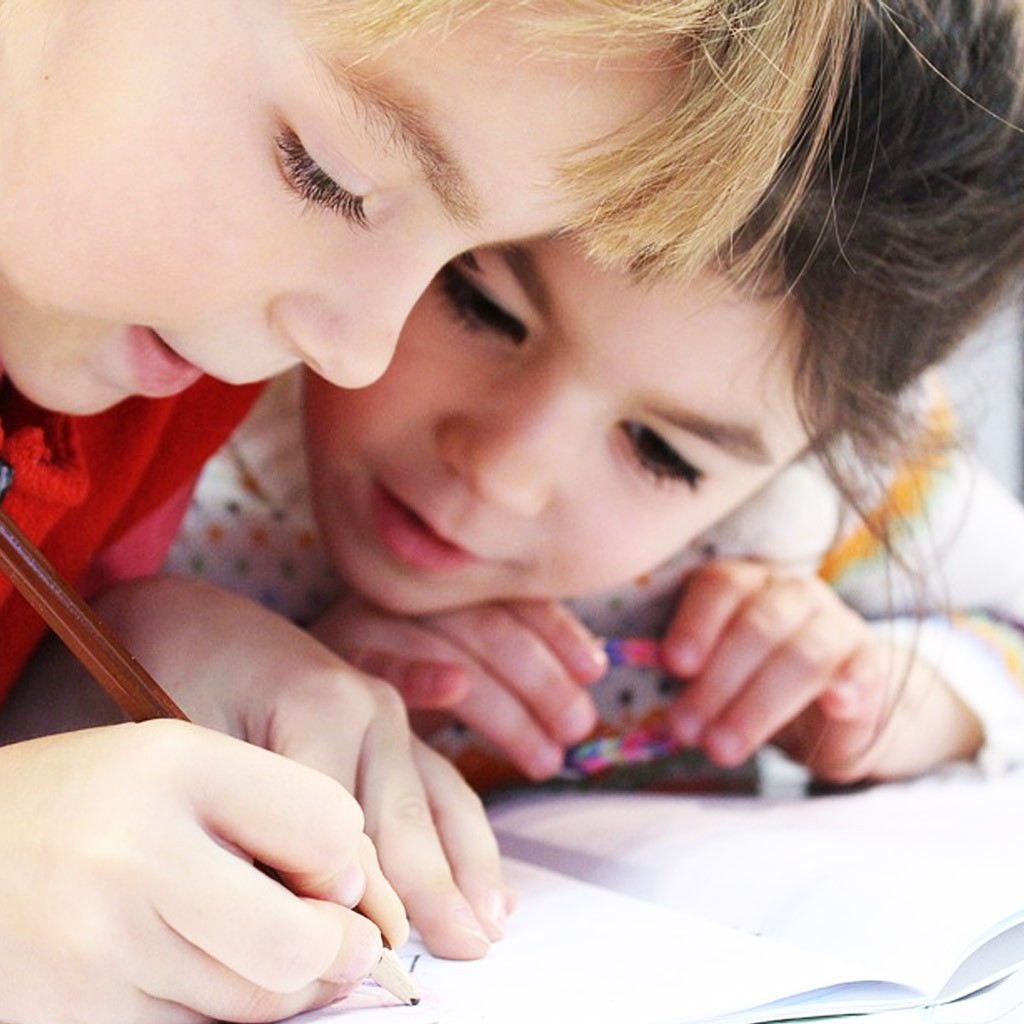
438, 261, 527, 344
622, 422, 703, 489
275, 126, 368, 228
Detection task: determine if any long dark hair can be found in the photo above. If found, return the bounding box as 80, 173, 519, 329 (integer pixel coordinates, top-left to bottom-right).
735, 0, 1024, 509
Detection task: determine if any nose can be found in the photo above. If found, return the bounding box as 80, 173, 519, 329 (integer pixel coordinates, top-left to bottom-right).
267, 292, 400, 387
436, 383, 576, 518
268, 249, 447, 389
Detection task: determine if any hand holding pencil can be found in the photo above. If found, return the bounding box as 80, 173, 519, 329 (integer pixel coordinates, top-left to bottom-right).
0, 717, 413, 1022
0, 507, 517, 1022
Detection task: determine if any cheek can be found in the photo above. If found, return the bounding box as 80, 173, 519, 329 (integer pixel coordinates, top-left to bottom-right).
304, 373, 418, 485
548, 489, 757, 598
542, 503, 693, 597
304, 392, 368, 474
0, 183, 246, 321
305, 322, 453, 451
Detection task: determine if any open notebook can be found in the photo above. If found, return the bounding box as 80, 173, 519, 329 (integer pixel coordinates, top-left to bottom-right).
292, 768, 1024, 1024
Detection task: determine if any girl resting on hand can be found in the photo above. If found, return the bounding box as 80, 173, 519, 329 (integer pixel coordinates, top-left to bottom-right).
168, 0, 1024, 798
0, 1, 857, 1022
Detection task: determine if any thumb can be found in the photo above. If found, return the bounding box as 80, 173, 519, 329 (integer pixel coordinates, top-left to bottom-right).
356, 650, 470, 708
301, 898, 384, 988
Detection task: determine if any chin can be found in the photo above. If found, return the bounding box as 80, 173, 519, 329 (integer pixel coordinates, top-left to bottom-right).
340, 562, 421, 615
367, 585, 446, 617
13, 376, 125, 415
358, 572, 465, 617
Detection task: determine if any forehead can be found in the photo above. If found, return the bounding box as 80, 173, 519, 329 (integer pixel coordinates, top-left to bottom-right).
530, 241, 808, 451
298, 4, 677, 229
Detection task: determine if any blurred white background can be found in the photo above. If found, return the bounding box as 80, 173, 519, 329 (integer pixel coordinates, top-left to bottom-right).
942, 300, 1023, 497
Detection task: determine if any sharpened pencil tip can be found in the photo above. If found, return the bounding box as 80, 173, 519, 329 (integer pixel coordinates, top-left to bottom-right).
370, 945, 420, 1006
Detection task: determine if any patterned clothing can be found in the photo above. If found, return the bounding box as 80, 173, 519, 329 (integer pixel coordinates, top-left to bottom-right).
165, 369, 1024, 791
0, 372, 263, 697
163, 371, 338, 625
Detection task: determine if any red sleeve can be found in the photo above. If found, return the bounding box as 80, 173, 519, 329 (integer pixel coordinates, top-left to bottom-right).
0, 376, 264, 698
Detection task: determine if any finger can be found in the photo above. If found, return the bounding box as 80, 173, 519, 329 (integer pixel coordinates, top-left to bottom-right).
436, 606, 597, 746
160, 720, 413, 989
174, 723, 369, 905
142, 900, 370, 1023
355, 703, 493, 959
702, 608, 858, 765
663, 562, 771, 675
508, 600, 608, 682
412, 740, 513, 940
453, 675, 569, 779
260, 680, 416, 949
354, 833, 411, 952
151, 815, 367, 994
670, 578, 814, 743
811, 645, 903, 780
818, 641, 893, 723
316, 607, 470, 708
773, 640, 899, 781
308, 898, 386, 987
356, 651, 470, 708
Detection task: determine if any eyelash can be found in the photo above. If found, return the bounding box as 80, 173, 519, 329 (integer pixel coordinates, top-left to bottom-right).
622, 423, 704, 489
441, 260, 705, 490
275, 127, 368, 228
439, 261, 528, 343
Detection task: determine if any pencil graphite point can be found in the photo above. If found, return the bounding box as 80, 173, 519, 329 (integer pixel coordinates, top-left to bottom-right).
371, 944, 420, 1006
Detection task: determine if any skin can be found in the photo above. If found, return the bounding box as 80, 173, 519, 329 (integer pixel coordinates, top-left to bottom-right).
0, 3, 673, 1021
303, 239, 982, 782
303, 241, 810, 611
662, 561, 982, 782
0, 0, 671, 412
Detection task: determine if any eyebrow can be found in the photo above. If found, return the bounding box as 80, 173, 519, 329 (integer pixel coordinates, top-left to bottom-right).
653, 407, 774, 465
497, 245, 775, 466
324, 62, 482, 227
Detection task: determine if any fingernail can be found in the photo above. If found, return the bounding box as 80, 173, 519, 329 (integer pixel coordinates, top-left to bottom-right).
570, 641, 608, 681
480, 889, 508, 939
454, 903, 492, 948
672, 711, 703, 746
665, 640, 700, 675
528, 743, 566, 780
705, 726, 744, 766
829, 678, 861, 714
333, 862, 367, 907
324, 918, 382, 985
558, 697, 597, 743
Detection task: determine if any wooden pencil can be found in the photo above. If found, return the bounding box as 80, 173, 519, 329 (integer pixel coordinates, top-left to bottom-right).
0, 505, 188, 721
0, 503, 419, 1006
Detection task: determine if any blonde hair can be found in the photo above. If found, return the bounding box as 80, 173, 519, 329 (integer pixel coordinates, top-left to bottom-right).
297, 0, 858, 279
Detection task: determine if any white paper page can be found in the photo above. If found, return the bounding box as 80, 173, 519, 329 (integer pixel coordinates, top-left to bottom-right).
289, 859, 911, 1024
489, 769, 1024, 994
799, 967, 1024, 1024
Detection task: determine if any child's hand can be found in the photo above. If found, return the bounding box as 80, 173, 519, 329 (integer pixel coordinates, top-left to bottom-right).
88, 577, 511, 963
0, 721, 392, 1024
661, 560, 982, 782
313, 594, 606, 780
770, 643, 983, 782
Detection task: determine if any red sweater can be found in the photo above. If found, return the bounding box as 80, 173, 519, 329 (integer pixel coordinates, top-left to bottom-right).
0, 376, 263, 698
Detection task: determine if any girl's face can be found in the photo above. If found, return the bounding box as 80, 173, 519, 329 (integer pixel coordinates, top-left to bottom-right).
304, 241, 811, 615
0, 0, 669, 413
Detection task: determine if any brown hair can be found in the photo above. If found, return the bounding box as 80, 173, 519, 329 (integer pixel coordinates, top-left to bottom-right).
296, 0, 859, 278
736, 0, 1024, 501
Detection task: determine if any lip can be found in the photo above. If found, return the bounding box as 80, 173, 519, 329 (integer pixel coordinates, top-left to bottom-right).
126, 326, 204, 397
370, 483, 479, 573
